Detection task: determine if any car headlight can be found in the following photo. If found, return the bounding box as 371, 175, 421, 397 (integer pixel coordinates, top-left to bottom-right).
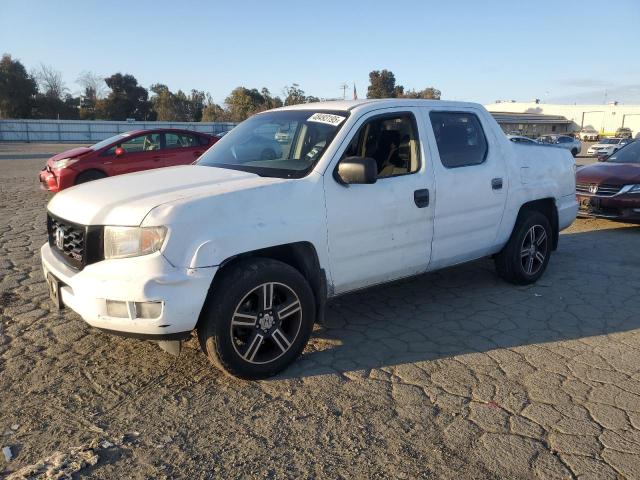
104, 226, 167, 259
52, 157, 79, 169
625, 184, 640, 194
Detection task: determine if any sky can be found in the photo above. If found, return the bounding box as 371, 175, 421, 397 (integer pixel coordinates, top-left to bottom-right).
1, 0, 639, 105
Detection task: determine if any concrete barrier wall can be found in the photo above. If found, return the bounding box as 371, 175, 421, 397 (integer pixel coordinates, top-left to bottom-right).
0, 120, 237, 142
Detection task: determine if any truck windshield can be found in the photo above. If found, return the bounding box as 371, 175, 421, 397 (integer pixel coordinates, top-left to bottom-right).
196, 110, 349, 178
606, 141, 640, 164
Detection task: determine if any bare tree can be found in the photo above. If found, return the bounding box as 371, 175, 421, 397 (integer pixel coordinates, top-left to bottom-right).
33, 63, 67, 99
76, 70, 106, 100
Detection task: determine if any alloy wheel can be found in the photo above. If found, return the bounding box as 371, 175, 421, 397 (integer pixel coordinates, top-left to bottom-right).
230, 282, 303, 364
520, 225, 548, 276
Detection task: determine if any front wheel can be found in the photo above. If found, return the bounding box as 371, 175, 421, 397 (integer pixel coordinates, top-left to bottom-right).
198, 258, 315, 379
495, 211, 552, 285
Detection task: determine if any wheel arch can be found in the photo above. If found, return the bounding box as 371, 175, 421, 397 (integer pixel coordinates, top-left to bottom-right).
201, 241, 327, 327
516, 198, 559, 250
74, 168, 108, 184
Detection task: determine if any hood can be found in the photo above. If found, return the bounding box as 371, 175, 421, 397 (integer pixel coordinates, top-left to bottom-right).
49, 147, 93, 162
576, 162, 640, 185
47, 165, 284, 225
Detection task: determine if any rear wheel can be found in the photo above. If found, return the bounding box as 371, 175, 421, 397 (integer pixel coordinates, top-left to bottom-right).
495, 211, 552, 285
198, 258, 315, 379
75, 169, 107, 185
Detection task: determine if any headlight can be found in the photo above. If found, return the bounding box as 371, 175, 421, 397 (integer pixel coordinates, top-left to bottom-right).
625, 184, 640, 194
104, 226, 167, 259
52, 157, 79, 169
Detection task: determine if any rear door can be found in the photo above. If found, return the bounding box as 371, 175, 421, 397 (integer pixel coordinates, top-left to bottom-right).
162, 132, 207, 166
423, 108, 508, 269
324, 108, 435, 294
104, 132, 164, 175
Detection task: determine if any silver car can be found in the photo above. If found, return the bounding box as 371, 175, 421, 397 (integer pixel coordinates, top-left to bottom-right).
537, 135, 582, 157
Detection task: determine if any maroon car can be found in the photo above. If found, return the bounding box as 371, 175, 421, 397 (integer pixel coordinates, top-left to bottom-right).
39, 128, 218, 192
576, 140, 640, 221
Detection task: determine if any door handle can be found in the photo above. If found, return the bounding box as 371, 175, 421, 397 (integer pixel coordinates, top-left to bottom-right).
152, 156, 162, 161
414, 188, 430, 208
492, 178, 503, 190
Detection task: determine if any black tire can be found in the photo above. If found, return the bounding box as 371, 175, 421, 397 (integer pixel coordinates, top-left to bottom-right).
198, 258, 315, 379
495, 210, 552, 285
571, 148, 578, 157
75, 169, 107, 185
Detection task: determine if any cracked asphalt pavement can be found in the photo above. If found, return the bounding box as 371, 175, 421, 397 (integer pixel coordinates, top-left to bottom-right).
1, 143, 639, 479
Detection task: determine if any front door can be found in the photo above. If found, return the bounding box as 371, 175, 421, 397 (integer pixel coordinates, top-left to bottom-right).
106, 132, 164, 175
423, 108, 508, 269
324, 109, 434, 294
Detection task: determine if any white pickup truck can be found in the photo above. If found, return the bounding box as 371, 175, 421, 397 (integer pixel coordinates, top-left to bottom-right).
41, 99, 578, 379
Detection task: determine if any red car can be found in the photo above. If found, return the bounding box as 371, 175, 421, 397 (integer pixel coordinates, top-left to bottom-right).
576, 140, 640, 221
39, 129, 218, 192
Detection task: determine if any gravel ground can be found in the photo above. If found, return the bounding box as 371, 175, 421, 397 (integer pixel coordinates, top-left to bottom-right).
1, 143, 639, 479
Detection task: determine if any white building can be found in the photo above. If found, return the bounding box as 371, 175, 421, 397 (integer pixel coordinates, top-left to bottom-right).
485, 102, 640, 137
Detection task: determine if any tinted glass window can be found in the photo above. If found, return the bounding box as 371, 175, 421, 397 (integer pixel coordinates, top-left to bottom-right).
607, 141, 639, 164
429, 112, 488, 168
106, 133, 162, 155
341, 113, 420, 178
165, 133, 198, 149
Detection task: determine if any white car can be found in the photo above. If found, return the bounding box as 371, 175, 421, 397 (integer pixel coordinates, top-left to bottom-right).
41, 99, 578, 379
537, 135, 582, 157
587, 137, 633, 157
507, 135, 538, 145
579, 129, 599, 142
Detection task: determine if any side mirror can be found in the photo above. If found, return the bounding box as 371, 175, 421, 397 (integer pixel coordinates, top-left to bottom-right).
115, 147, 124, 157
336, 156, 377, 185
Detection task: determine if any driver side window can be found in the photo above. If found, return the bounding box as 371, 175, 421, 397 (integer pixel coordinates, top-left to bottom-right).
105, 133, 162, 155
341, 113, 420, 179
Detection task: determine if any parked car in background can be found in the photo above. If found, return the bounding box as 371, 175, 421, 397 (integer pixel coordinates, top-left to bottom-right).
41, 99, 577, 378
274, 125, 294, 143
615, 127, 633, 139
537, 134, 582, 157
39, 129, 217, 192
579, 128, 599, 141
576, 140, 640, 221
586, 137, 633, 157
507, 135, 538, 145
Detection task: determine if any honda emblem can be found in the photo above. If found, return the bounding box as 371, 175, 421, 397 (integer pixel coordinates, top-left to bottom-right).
589, 184, 598, 195
55, 228, 65, 250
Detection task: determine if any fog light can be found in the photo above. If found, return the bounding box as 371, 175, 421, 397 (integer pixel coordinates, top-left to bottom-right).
135, 301, 162, 319
106, 300, 128, 318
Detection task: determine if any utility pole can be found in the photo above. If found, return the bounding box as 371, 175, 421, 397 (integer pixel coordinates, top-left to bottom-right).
339, 83, 348, 100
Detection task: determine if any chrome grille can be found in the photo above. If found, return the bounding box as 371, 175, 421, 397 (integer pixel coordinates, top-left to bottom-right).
47, 214, 86, 269
576, 183, 622, 197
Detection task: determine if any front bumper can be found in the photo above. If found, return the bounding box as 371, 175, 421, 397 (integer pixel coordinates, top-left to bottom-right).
576, 193, 640, 221
41, 243, 217, 336
39, 169, 59, 192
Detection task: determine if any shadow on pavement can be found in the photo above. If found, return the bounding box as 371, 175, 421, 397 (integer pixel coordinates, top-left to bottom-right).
283, 224, 640, 378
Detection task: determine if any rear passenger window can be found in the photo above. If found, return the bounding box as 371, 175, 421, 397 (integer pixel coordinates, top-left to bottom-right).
429, 112, 488, 168
165, 133, 198, 149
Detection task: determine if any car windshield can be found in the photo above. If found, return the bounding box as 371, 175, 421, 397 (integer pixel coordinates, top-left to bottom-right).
606, 141, 640, 164
90, 134, 129, 151
600, 138, 620, 144
196, 110, 348, 178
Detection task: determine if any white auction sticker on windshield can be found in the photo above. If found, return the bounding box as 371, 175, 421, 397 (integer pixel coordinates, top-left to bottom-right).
307, 113, 346, 126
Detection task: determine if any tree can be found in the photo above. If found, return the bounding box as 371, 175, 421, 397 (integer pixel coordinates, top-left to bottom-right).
401, 87, 441, 100
201, 100, 228, 122
367, 70, 404, 99
33, 63, 67, 99
96, 73, 152, 120
0, 54, 37, 118
224, 87, 266, 122
283, 84, 307, 106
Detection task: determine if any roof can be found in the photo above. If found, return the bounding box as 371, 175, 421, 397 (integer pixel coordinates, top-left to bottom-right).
489, 111, 572, 124
272, 98, 483, 113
